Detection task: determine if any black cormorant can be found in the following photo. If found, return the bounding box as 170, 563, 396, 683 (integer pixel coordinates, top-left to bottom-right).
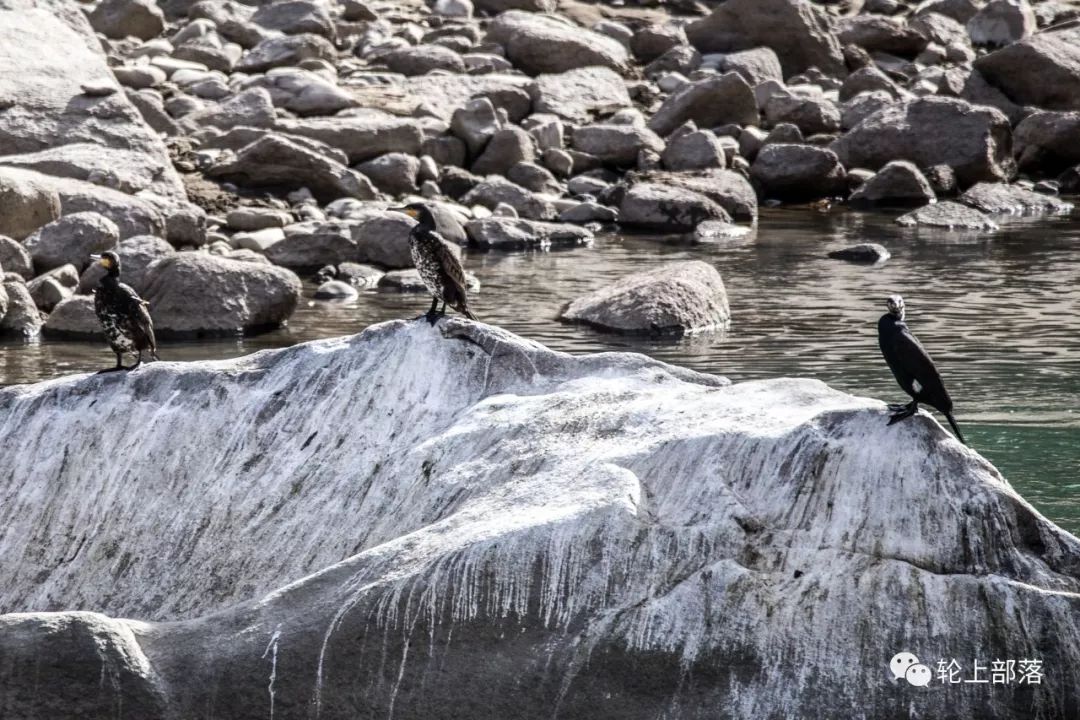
877, 295, 965, 444
392, 203, 477, 325
91, 251, 158, 372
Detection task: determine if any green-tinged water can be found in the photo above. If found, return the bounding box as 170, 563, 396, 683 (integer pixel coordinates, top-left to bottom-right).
2, 206, 1078, 531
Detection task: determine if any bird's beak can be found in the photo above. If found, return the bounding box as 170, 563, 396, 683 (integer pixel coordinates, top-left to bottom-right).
390, 206, 419, 219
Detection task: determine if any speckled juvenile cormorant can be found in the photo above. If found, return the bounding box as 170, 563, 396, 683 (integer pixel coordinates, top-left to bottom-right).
92, 251, 158, 372
393, 203, 477, 325
878, 295, 965, 444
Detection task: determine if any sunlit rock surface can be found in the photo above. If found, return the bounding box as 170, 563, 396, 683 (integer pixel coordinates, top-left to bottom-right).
0, 320, 1078, 719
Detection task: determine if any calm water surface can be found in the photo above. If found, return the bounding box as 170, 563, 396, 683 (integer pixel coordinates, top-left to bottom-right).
2, 207, 1078, 532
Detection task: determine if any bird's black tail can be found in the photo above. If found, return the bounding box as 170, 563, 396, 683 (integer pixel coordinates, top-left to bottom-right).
945, 412, 966, 446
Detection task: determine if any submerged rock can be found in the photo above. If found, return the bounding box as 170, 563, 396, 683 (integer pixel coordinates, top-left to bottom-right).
959, 182, 1074, 215
560, 260, 730, 335
0, 320, 1078, 719
896, 200, 1000, 229
827, 243, 891, 263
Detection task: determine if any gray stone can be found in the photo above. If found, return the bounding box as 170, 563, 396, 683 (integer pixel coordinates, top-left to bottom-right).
385, 44, 466, 76
242, 69, 354, 116
231, 228, 285, 253
831, 97, 1014, 186
645, 45, 702, 77
208, 135, 377, 203
560, 260, 729, 336
251, 0, 335, 38
264, 220, 357, 268
647, 73, 758, 137
472, 127, 535, 176
42, 294, 99, 338
0, 278, 42, 337
896, 200, 999, 229
180, 88, 276, 133
451, 97, 502, 159
27, 273, 73, 313
506, 162, 561, 194
839, 66, 906, 101
618, 182, 731, 232
765, 93, 841, 135
113, 65, 166, 90
236, 33, 336, 73
837, 15, 929, 56
357, 154, 421, 196
188, 0, 269, 48
959, 182, 1073, 215
559, 202, 617, 223
751, 144, 847, 201
354, 214, 422, 269
715, 47, 784, 86
464, 217, 592, 249
967, 0, 1036, 46
662, 129, 727, 171
23, 212, 119, 274
140, 253, 301, 336
277, 114, 423, 164
336, 262, 384, 287
974, 25, 1080, 111
486, 11, 629, 76
631, 169, 758, 222
827, 243, 891, 263
630, 25, 686, 62
226, 208, 293, 232
0, 168, 62, 241
915, 0, 983, 23
849, 160, 936, 205
529, 67, 632, 124
841, 91, 897, 130
88, 0, 164, 41
0, 235, 33, 279
461, 177, 556, 220
686, 0, 846, 77
1013, 111, 1080, 172
572, 125, 665, 168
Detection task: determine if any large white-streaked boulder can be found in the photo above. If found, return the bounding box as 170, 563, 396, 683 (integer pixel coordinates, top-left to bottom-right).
560, 260, 729, 335
0, 320, 1077, 718
0, 168, 61, 241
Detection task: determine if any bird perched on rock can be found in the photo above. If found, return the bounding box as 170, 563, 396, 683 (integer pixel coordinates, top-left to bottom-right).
392, 203, 477, 325
91, 251, 158, 372
877, 295, 964, 444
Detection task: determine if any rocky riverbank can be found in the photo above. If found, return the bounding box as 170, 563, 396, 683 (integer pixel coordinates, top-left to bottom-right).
1, 0, 1078, 342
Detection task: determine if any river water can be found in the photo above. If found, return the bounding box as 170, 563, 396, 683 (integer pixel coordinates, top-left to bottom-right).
2, 206, 1078, 532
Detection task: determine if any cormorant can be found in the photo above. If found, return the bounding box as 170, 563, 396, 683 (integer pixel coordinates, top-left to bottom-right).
91, 251, 158, 372
877, 295, 965, 444
392, 203, 477, 325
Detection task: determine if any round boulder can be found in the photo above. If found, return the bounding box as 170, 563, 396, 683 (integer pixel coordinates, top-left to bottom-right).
22, 212, 120, 274
560, 260, 729, 336
140, 253, 302, 336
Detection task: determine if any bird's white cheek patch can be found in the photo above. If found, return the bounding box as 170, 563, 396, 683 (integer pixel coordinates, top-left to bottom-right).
912, 379, 923, 393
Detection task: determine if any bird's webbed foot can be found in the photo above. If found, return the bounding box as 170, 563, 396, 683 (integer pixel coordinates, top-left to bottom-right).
425, 309, 440, 326
887, 404, 917, 426
96, 366, 124, 375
